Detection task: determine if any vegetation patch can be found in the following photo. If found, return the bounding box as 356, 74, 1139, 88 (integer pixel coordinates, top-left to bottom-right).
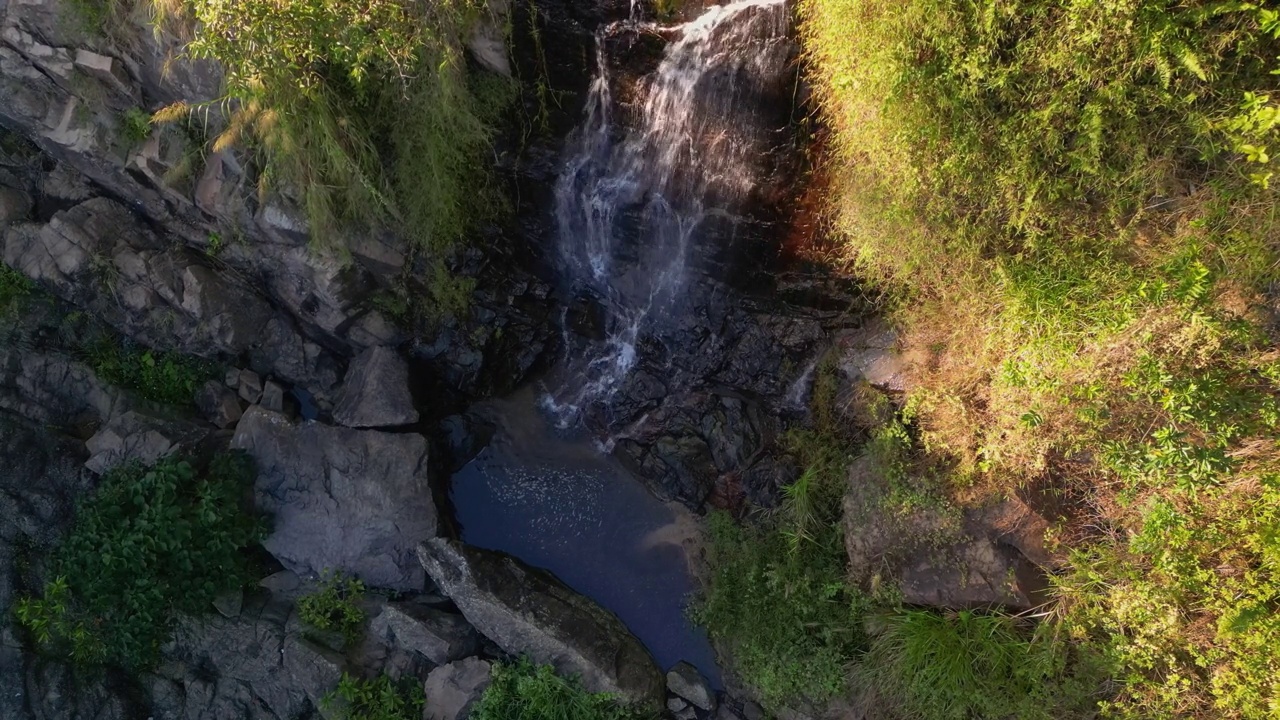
15, 453, 263, 670
323, 673, 424, 720
84, 340, 221, 406
792, 0, 1280, 716
298, 572, 367, 646
470, 659, 656, 720
0, 262, 34, 309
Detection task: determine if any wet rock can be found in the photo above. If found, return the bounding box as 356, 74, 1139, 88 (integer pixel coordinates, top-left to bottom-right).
417, 538, 665, 709
367, 602, 480, 666
667, 661, 715, 711
84, 410, 210, 475
232, 407, 437, 591
837, 322, 905, 392
439, 413, 496, 472
196, 379, 243, 428
333, 346, 419, 428
238, 369, 263, 404
423, 657, 493, 720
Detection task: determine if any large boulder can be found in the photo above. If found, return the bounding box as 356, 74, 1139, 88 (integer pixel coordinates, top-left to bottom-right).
231, 407, 437, 591
366, 601, 480, 666
333, 346, 419, 428
417, 538, 665, 709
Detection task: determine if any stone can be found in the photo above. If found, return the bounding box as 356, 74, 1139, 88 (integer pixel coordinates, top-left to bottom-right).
84, 410, 209, 475
668, 697, 690, 713
675, 707, 697, 720
333, 346, 419, 428
73, 49, 128, 88
741, 701, 765, 720
467, 0, 511, 76
0, 186, 32, 226
232, 407, 437, 591
367, 602, 479, 666
238, 369, 263, 404
224, 367, 241, 389
195, 379, 242, 428
423, 657, 493, 720
838, 322, 906, 392
417, 538, 665, 709
260, 380, 285, 413
667, 661, 716, 711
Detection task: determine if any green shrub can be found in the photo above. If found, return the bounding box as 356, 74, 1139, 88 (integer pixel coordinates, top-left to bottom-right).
119, 107, 152, 146
14, 453, 263, 669
298, 572, 366, 646
856, 610, 1103, 720
0, 262, 33, 308
323, 673, 423, 720
470, 659, 655, 720
84, 341, 220, 406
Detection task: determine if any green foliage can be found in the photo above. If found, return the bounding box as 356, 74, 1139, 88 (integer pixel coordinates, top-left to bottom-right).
155, 0, 513, 285
119, 107, 152, 147
298, 573, 366, 646
323, 673, 423, 720
857, 610, 1103, 720
470, 659, 656, 720
0, 262, 34, 309
14, 454, 263, 670
652, 0, 679, 21
800, 0, 1280, 716
85, 341, 220, 406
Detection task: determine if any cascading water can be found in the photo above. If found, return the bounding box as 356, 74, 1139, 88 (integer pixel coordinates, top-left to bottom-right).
545, 0, 792, 424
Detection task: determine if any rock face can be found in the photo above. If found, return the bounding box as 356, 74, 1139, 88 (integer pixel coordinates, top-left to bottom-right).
84, 409, 210, 475
333, 346, 419, 428
232, 407, 437, 591
843, 456, 1054, 610
417, 538, 666, 709
423, 657, 493, 720
366, 601, 480, 666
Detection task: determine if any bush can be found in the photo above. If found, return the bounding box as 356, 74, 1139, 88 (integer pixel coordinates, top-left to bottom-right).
298, 572, 366, 646
323, 673, 423, 720
470, 659, 656, 720
84, 341, 221, 406
14, 453, 263, 669
0, 262, 33, 308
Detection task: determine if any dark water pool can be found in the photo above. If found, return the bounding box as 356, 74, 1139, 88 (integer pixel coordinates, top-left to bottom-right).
449, 390, 722, 687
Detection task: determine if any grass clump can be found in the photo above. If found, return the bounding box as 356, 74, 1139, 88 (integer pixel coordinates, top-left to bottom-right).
799, 0, 1280, 716
14, 453, 263, 670
298, 572, 367, 646
119, 107, 152, 147
470, 659, 656, 720
323, 673, 423, 720
84, 341, 220, 406
857, 610, 1103, 720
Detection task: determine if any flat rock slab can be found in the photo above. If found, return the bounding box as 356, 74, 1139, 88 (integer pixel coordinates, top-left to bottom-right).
232, 407, 437, 591
418, 538, 666, 710
423, 657, 493, 720
333, 346, 418, 428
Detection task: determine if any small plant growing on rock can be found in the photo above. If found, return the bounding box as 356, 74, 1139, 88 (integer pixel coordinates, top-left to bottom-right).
14, 453, 263, 670
119, 107, 152, 147
83, 340, 221, 406
298, 572, 367, 645
322, 673, 423, 720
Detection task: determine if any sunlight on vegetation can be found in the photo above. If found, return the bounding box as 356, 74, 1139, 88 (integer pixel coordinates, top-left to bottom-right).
792, 0, 1280, 716
145, 0, 515, 317
15, 454, 263, 670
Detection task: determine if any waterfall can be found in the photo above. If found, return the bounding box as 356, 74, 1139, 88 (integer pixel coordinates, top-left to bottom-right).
545, 0, 791, 425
